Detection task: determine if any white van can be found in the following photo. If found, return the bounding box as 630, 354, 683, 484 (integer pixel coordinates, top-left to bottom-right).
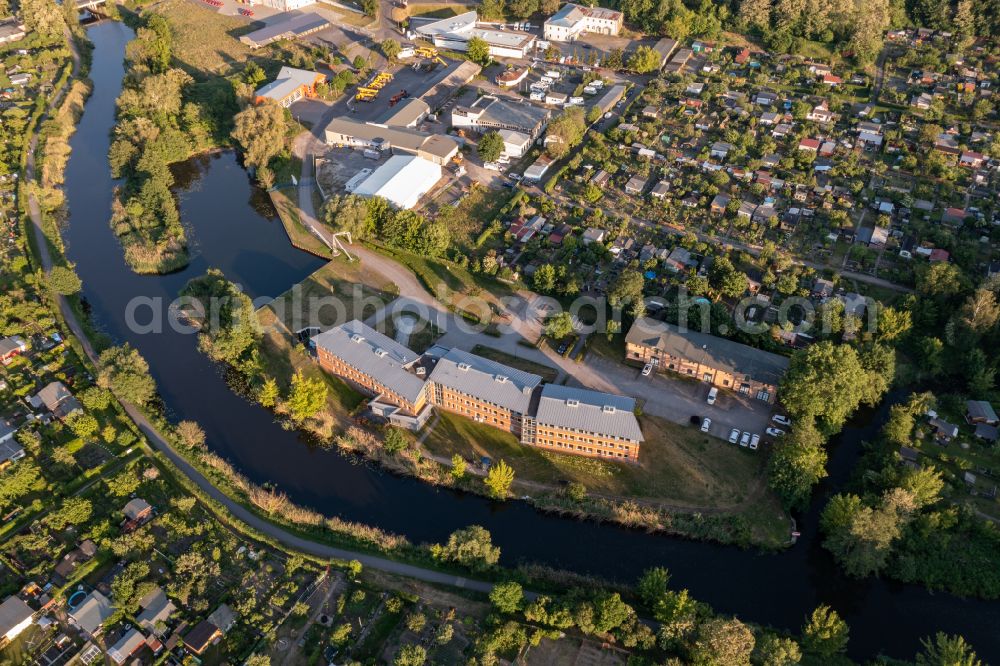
707, 387, 718, 405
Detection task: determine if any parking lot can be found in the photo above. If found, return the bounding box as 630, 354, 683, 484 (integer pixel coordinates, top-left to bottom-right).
574, 353, 775, 447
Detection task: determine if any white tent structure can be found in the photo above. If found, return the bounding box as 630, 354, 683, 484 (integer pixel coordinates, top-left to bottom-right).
353, 155, 442, 210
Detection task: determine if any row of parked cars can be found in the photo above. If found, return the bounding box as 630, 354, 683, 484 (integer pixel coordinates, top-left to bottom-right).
701, 413, 791, 452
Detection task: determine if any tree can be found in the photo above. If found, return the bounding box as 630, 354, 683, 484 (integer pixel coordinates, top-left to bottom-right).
691, 618, 755, 666
507, 0, 538, 18
608, 271, 645, 311
484, 459, 514, 499
68, 413, 99, 440
405, 611, 426, 632
48, 266, 82, 295
566, 481, 586, 502
544, 312, 575, 339
627, 45, 661, 73
753, 633, 802, 666
489, 581, 523, 613
384, 428, 409, 454
323, 194, 371, 239
766, 421, 828, 510
479, 0, 506, 19
533, 263, 556, 292
917, 633, 982, 666
709, 256, 749, 298
956, 289, 1000, 336
98, 344, 157, 406
545, 107, 586, 159
231, 102, 287, 175
286, 370, 328, 422
111, 561, 150, 614
177, 421, 206, 449
467, 37, 491, 65
180, 271, 259, 365
821, 489, 914, 577
258, 377, 280, 408
0, 461, 41, 512
801, 605, 849, 657
430, 525, 501, 571
450, 454, 466, 480
20, 0, 65, 39
637, 567, 671, 605
779, 342, 868, 434
876, 305, 912, 342
46, 497, 92, 530
478, 130, 505, 163
106, 469, 141, 497
380, 38, 402, 61
848, 0, 889, 65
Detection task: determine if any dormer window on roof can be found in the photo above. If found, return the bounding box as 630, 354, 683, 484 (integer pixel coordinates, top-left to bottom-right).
457, 362, 471, 371
566, 399, 579, 407
495, 375, 508, 383
374, 348, 387, 357
602, 405, 616, 414
350, 333, 365, 343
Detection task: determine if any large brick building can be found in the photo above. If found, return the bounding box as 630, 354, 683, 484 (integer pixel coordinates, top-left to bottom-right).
524, 385, 643, 461
312, 321, 644, 459
625, 318, 789, 404
312, 321, 432, 428
426, 348, 541, 436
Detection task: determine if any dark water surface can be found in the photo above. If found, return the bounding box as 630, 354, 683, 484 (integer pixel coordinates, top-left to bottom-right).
62, 21, 1000, 662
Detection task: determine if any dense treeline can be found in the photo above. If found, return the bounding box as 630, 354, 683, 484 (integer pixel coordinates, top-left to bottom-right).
612, 0, 999, 64
323, 194, 451, 258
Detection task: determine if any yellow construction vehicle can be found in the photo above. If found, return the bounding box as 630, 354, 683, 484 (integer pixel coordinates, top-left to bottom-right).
356, 86, 380, 95
415, 46, 438, 59
355, 91, 377, 101
433, 56, 446, 67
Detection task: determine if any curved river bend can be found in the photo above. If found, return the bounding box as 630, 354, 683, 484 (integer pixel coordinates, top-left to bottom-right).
62, 21, 1000, 661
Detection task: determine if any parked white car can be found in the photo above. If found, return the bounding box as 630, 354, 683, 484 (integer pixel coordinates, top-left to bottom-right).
766, 427, 786, 437
739, 431, 751, 447
772, 414, 792, 426
707, 387, 718, 405
750, 433, 760, 450
641, 363, 653, 376
728, 428, 740, 444
701, 417, 712, 433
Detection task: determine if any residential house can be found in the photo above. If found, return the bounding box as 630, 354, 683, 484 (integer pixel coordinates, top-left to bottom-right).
0, 438, 24, 471
207, 604, 237, 634
543, 3, 623, 41
806, 103, 833, 123
942, 207, 967, 224
137, 587, 176, 636
710, 142, 733, 160
0, 596, 33, 647
253, 67, 325, 107
798, 138, 820, 152
582, 228, 606, 244
29, 382, 82, 420
641, 105, 658, 119
929, 417, 959, 442
625, 318, 790, 403
52, 540, 98, 582
523, 155, 553, 181
624, 175, 647, 195
737, 201, 758, 219
183, 620, 222, 656
812, 278, 834, 298
123, 498, 153, 524
822, 73, 842, 86
108, 629, 149, 664
650, 180, 670, 199
68, 591, 115, 639
966, 400, 999, 426
0, 336, 27, 365
663, 247, 696, 273
710, 193, 730, 214
959, 151, 985, 168
975, 424, 999, 443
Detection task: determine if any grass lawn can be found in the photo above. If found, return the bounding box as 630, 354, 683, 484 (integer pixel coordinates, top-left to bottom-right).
264, 255, 398, 333
432, 185, 512, 251
470, 344, 558, 383
423, 412, 770, 511
270, 188, 333, 259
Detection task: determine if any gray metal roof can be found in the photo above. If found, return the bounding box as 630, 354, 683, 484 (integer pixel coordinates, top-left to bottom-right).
0, 336, 26, 357
625, 318, 790, 387
534, 385, 643, 442
69, 591, 114, 636
428, 348, 540, 414
312, 321, 426, 404
0, 596, 33, 637
967, 400, 998, 423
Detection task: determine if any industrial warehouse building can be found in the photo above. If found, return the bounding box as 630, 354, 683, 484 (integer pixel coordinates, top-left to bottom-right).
451, 95, 551, 140
312, 321, 643, 460
323, 117, 461, 165
239, 11, 331, 49
350, 155, 443, 210
625, 318, 790, 404
415, 11, 536, 58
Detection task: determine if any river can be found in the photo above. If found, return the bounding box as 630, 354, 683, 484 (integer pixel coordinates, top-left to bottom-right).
60, 21, 1000, 661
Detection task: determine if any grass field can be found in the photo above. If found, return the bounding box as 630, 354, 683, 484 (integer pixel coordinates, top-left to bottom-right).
432, 185, 512, 251
470, 344, 559, 383
423, 412, 769, 510
270, 188, 334, 259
